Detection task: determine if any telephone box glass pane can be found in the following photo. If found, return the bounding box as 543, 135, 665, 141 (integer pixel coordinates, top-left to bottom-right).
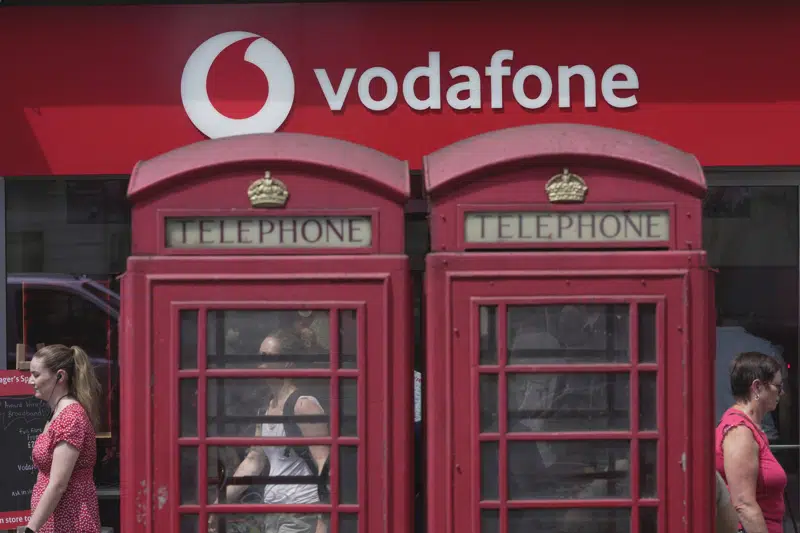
507, 304, 629, 365
638, 304, 657, 363
480, 441, 499, 500
180, 310, 198, 369
639, 373, 657, 431
507, 440, 630, 500
179, 515, 198, 533
340, 378, 359, 437
507, 373, 630, 432
180, 447, 198, 505
206, 309, 331, 369
340, 446, 359, 504
640, 440, 658, 498
481, 510, 499, 533
180, 379, 198, 437
479, 306, 498, 364
207, 445, 329, 505
339, 309, 358, 368
480, 374, 498, 432
640, 506, 658, 532
507, 508, 630, 533
206, 378, 331, 437
340, 513, 358, 533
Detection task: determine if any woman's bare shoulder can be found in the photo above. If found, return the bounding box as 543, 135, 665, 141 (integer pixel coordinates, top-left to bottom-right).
722, 424, 759, 458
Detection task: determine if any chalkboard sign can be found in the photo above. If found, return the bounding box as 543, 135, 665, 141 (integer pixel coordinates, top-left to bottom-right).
0, 390, 48, 529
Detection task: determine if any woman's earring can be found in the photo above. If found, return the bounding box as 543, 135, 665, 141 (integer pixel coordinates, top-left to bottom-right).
756, 394, 760, 400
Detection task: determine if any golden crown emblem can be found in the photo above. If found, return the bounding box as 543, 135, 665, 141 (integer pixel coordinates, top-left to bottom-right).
545, 168, 588, 203
247, 171, 289, 208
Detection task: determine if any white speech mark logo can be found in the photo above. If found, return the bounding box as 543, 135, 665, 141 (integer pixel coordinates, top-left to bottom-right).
181, 31, 295, 138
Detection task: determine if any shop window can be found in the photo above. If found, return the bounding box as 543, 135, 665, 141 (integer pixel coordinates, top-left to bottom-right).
6, 284, 118, 436
7, 178, 130, 291
703, 179, 799, 530
6, 177, 129, 524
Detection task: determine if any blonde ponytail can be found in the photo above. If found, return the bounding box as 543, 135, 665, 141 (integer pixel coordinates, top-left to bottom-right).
33, 344, 103, 430
69, 346, 102, 430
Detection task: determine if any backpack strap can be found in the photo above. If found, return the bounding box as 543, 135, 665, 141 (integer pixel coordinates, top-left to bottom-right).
282, 390, 304, 439
283, 390, 331, 502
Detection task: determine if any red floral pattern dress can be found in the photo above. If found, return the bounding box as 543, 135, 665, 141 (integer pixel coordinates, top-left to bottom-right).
31, 402, 100, 533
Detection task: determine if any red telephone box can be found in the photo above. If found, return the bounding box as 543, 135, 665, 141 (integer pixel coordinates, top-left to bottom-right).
424, 124, 714, 533
119, 134, 412, 533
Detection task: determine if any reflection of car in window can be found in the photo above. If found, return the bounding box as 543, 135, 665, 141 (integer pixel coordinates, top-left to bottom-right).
6, 273, 120, 486
76, 276, 121, 312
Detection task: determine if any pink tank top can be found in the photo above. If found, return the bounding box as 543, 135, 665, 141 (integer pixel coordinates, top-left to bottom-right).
715, 408, 786, 533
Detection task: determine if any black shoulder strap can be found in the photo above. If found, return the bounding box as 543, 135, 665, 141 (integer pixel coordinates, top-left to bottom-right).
283, 390, 304, 439
283, 390, 331, 502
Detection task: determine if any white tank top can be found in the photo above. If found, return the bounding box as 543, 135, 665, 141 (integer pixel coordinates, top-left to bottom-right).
259, 399, 321, 505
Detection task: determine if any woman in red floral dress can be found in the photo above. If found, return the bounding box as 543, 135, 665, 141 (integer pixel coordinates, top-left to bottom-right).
25, 344, 102, 533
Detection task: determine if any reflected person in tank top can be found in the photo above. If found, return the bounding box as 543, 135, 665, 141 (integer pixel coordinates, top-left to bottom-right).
209, 328, 329, 533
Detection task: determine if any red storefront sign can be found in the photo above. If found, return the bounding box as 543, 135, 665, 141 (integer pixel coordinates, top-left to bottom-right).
2, 3, 800, 175
0, 370, 33, 397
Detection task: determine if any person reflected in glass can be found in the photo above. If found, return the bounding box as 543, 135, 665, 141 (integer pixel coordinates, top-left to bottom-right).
716, 351, 787, 533
508, 305, 630, 532
287, 310, 330, 352
209, 328, 329, 533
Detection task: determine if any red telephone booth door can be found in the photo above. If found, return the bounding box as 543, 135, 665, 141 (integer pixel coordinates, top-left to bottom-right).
434, 253, 709, 533
137, 257, 397, 533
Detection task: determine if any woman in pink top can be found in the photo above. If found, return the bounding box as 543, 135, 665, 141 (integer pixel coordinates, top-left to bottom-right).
716, 351, 787, 533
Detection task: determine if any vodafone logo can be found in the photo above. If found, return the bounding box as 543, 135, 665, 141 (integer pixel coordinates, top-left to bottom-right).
180, 31, 295, 138
182, 31, 640, 139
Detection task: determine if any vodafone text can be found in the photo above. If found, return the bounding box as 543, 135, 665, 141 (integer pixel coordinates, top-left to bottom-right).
314, 51, 638, 112
181, 32, 639, 138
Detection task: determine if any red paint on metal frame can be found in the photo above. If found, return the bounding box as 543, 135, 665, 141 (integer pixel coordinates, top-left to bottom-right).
425, 253, 714, 533
424, 124, 705, 253
122, 256, 412, 533
127, 133, 409, 256
121, 133, 412, 533
423, 124, 713, 533
129, 133, 409, 203
424, 123, 704, 199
